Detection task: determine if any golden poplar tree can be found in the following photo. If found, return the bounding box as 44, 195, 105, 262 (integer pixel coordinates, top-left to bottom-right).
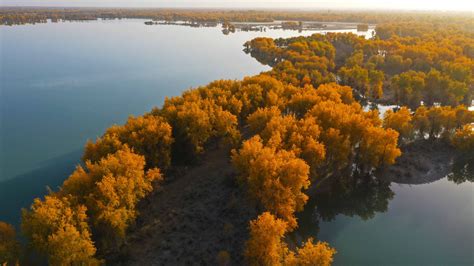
245, 212, 336, 266
0, 221, 20, 265
21, 195, 99, 265
383, 107, 414, 141
232, 136, 310, 229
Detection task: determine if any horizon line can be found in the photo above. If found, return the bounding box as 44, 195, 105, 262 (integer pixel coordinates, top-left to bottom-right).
0, 6, 472, 13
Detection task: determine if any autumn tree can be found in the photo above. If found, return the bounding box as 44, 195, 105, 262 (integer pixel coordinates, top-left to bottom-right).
247, 106, 282, 134
245, 212, 288, 266
21, 195, 99, 265
452, 124, 474, 151
159, 97, 240, 159
0, 222, 20, 265
312, 83, 354, 105
257, 115, 326, 173
286, 86, 322, 118
359, 127, 401, 170
368, 69, 384, 100
319, 128, 352, 172
245, 212, 336, 266
62, 147, 162, 247
412, 105, 430, 138
83, 132, 125, 164
84, 115, 173, 169
383, 107, 414, 142
232, 136, 310, 229
285, 238, 336, 266
337, 65, 369, 96
390, 71, 425, 109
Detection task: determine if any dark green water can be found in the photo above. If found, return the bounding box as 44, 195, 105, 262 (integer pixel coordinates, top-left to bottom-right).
1, 19, 472, 265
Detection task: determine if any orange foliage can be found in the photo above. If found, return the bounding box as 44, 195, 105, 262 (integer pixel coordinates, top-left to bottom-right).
232, 136, 310, 229
383, 107, 414, 141
84, 115, 173, 169
0, 221, 20, 265
21, 195, 99, 265
285, 239, 336, 266
452, 124, 474, 151
63, 147, 162, 244
245, 212, 336, 266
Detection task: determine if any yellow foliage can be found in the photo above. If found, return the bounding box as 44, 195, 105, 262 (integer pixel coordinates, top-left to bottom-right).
232, 137, 310, 229
84, 115, 173, 169
245, 212, 336, 266
247, 106, 282, 134
413, 105, 473, 140
452, 124, 474, 151
259, 115, 326, 172
383, 107, 413, 141
245, 212, 288, 266
160, 97, 240, 155
315, 83, 354, 104
412, 105, 430, 138
359, 127, 401, 168
63, 148, 162, 243
286, 86, 322, 117
320, 128, 352, 171
21, 195, 99, 265
0, 221, 20, 265
83, 132, 124, 164
285, 238, 336, 266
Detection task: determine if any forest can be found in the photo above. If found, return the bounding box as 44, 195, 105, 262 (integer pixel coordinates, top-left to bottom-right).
1, 7, 473, 31
1, 10, 474, 266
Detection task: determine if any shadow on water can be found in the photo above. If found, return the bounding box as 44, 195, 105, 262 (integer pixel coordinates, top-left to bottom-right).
291, 145, 473, 250
293, 176, 394, 242
0, 149, 82, 226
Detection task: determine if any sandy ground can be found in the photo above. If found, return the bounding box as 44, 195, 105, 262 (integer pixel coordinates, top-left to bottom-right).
109, 146, 257, 265
381, 139, 456, 185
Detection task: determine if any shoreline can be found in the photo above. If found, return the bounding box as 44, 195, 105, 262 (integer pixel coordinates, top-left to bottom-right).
381, 139, 459, 185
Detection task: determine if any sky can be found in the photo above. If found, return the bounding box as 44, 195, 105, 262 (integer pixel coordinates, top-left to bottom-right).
1, 0, 473, 12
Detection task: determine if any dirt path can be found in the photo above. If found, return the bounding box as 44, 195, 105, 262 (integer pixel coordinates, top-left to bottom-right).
112, 147, 256, 265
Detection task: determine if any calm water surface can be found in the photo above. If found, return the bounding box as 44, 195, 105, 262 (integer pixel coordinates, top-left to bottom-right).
309, 178, 474, 265
1, 19, 472, 265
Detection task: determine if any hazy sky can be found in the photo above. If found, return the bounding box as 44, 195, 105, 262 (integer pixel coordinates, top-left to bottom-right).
1, 0, 473, 11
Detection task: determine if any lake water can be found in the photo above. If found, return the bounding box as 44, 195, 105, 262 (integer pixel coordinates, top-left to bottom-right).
1, 19, 472, 265
300, 177, 474, 265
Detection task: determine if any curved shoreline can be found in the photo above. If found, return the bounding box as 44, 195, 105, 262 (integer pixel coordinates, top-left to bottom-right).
382, 140, 457, 185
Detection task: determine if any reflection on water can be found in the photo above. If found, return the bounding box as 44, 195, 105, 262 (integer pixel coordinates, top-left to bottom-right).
448, 153, 474, 184
295, 175, 394, 241
296, 154, 474, 265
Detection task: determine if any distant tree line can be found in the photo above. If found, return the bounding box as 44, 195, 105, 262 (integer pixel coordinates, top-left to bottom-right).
1, 7, 473, 32
245, 22, 474, 108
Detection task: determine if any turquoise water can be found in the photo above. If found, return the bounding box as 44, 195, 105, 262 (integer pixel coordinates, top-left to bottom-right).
1, 19, 472, 265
